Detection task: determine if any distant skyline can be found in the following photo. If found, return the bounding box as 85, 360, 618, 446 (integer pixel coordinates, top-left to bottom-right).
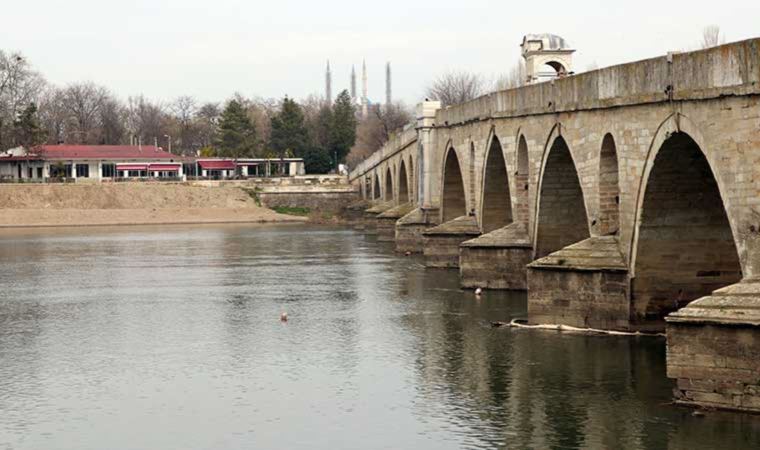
3, 0, 759, 105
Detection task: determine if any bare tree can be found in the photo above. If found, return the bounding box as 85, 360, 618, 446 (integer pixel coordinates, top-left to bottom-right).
98, 96, 127, 144
125, 95, 168, 147
701, 25, 724, 49
196, 102, 220, 149
346, 102, 413, 168
425, 70, 486, 106
0, 50, 46, 148
61, 82, 110, 144
37, 87, 69, 144
493, 60, 526, 91
170, 96, 199, 154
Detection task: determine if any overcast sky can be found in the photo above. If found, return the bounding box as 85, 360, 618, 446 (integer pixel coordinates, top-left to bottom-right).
3, 0, 759, 105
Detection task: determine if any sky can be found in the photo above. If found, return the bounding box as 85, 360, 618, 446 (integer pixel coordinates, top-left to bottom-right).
3, 0, 759, 105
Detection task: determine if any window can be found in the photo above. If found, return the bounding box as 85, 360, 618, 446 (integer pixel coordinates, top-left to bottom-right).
28, 167, 32, 178
102, 164, 116, 178
76, 164, 90, 178
37, 167, 43, 179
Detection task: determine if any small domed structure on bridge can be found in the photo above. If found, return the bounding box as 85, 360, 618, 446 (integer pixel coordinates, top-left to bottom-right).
521, 34, 575, 84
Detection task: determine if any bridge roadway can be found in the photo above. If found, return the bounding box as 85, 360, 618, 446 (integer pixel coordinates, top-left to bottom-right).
348, 38, 760, 413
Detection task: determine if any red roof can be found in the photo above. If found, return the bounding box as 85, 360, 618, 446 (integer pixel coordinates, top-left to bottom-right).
33, 145, 177, 160
198, 160, 236, 170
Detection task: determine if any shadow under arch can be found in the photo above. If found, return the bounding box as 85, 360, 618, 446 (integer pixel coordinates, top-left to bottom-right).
515, 132, 530, 226
598, 133, 620, 236
398, 158, 410, 203
533, 125, 590, 259
384, 166, 394, 203
480, 131, 513, 233
373, 172, 381, 200
629, 115, 742, 325
441, 146, 467, 223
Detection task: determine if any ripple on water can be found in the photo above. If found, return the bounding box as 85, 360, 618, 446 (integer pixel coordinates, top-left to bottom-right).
0, 225, 759, 450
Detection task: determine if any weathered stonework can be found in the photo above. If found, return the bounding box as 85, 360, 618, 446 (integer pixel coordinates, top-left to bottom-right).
376, 203, 414, 242
395, 208, 439, 254
347, 39, 760, 412
667, 281, 760, 413
459, 223, 532, 290
527, 236, 631, 330
423, 216, 480, 269
362, 201, 394, 235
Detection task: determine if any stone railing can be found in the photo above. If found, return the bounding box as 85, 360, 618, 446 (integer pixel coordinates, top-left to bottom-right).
349, 124, 418, 181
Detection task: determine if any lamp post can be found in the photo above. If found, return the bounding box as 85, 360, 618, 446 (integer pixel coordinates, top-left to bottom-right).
164, 134, 172, 153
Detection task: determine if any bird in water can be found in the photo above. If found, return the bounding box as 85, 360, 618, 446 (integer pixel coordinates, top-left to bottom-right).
475, 287, 483, 296
280, 312, 288, 322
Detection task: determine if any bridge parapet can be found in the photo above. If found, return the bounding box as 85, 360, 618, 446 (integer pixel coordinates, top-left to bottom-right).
348, 124, 418, 182
435, 38, 760, 127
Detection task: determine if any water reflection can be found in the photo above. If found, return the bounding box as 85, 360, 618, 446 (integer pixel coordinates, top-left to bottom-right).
0, 225, 758, 450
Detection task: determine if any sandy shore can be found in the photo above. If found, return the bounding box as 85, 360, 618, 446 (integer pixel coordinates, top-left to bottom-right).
0, 184, 307, 228
0, 208, 306, 228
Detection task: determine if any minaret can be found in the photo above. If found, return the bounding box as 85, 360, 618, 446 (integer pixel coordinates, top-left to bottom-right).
350, 65, 357, 100
325, 60, 332, 104
361, 59, 368, 119
385, 61, 392, 106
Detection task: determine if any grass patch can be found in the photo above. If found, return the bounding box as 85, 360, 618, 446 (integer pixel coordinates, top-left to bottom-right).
242, 188, 262, 206
272, 206, 311, 216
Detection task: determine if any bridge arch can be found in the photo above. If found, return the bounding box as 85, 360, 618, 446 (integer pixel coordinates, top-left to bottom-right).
398, 158, 410, 203
480, 132, 513, 233
515, 133, 530, 226
441, 145, 467, 223
630, 117, 742, 324
597, 133, 620, 235
373, 172, 381, 200
384, 166, 394, 203
408, 154, 415, 202
534, 126, 590, 259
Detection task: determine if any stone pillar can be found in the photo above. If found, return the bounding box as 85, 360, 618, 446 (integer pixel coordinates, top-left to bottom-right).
416, 100, 441, 210
667, 281, 760, 413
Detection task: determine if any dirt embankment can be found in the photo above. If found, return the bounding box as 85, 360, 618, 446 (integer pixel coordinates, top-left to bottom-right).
0, 184, 307, 228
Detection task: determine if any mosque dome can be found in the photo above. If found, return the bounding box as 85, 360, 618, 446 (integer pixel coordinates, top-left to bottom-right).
521, 34, 573, 52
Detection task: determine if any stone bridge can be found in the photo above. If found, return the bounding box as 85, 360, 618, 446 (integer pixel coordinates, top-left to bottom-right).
348, 38, 760, 413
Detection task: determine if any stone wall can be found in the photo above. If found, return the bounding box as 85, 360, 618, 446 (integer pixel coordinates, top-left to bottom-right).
460, 246, 531, 290
668, 322, 760, 412
527, 268, 630, 330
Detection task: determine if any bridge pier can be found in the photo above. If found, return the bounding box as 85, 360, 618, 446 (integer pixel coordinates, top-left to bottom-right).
527, 236, 630, 330
346, 199, 371, 230
376, 203, 414, 242
422, 216, 480, 269
362, 201, 394, 235
394, 208, 439, 254
459, 223, 532, 290
666, 281, 760, 413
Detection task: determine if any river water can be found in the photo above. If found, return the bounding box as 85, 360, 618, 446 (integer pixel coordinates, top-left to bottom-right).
0, 224, 758, 450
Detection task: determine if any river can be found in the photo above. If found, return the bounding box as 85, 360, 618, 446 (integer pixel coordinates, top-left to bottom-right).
0, 224, 758, 449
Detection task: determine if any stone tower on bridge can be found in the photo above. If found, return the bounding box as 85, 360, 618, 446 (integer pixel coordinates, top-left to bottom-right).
521, 34, 575, 84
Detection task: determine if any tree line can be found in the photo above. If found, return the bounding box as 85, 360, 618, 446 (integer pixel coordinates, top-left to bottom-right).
0, 49, 415, 174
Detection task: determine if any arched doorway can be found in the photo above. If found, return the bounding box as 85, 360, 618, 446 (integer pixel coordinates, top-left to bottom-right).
398, 160, 410, 203
632, 132, 741, 323
598, 134, 620, 235
481, 136, 513, 233
384, 167, 393, 203
441, 147, 467, 223
516, 135, 529, 225
535, 136, 589, 259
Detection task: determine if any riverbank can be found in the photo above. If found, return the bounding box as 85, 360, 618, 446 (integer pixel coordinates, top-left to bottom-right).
0, 184, 307, 228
